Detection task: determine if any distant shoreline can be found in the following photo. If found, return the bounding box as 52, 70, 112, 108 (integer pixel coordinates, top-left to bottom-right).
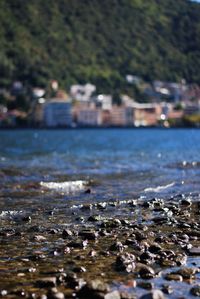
0, 125, 199, 130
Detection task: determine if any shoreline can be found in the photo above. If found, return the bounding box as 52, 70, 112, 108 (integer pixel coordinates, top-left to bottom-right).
0, 125, 200, 131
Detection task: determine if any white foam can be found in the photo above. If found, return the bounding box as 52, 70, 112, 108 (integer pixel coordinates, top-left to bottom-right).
40, 180, 88, 193
0, 210, 23, 217
144, 182, 175, 193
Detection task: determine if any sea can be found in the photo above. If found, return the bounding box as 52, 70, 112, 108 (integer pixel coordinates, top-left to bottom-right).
1, 128, 200, 297
0, 128, 200, 206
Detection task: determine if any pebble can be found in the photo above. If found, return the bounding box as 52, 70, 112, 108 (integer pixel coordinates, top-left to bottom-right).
36, 277, 57, 288
136, 264, 155, 279
190, 285, 200, 296
137, 281, 154, 290
188, 247, 200, 256
115, 253, 136, 273
139, 290, 165, 299
47, 288, 65, 299
161, 284, 173, 294
165, 273, 183, 281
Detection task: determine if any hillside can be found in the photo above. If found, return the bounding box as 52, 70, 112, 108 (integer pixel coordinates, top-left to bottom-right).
0, 0, 200, 92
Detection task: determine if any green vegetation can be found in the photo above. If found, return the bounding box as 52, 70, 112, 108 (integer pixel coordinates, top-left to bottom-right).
183, 114, 200, 126
0, 0, 200, 92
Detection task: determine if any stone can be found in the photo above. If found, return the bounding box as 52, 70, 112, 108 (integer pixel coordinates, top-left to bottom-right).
188, 247, 200, 256
136, 264, 155, 279
79, 229, 99, 240
77, 279, 110, 298
109, 241, 125, 252
33, 235, 46, 242
0, 290, 8, 296
105, 291, 121, 299
161, 284, 173, 295
88, 215, 102, 222
36, 277, 57, 288
115, 253, 136, 273
47, 288, 65, 299
190, 285, 200, 296
140, 251, 155, 264
165, 273, 183, 281
148, 243, 162, 253
139, 290, 165, 299
175, 267, 198, 279
62, 229, 73, 238
137, 281, 154, 290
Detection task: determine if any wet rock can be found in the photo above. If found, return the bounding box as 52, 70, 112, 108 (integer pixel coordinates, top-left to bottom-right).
115, 253, 136, 273
128, 200, 137, 207
148, 243, 162, 254
104, 291, 121, 299
174, 254, 187, 266
33, 235, 46, 242
165, 273, 183, 281
97, 202, 107, 210
65, 272, 86, 289
22, 216, 31, 222
84, 188, 91, 194
73, 266, 87, 273
110, 218, 122, 228
0, 290, 8, 296
49, 229, 60, 235
161, 284, 173, 295
180, 198, 192, 206
139, 290, 165, 299
135, 232, 147, 241
77, 279, 111, 298
190, 285, 200, 296
159, 260, 176, 267
137, 281, 154, 290
0, 228, 15, 237
47, 288, 65, 299
88, 250, 97, 257
120, 291, 136, 299
81, 203, 93, 210
139, 251, 155, 264
79, 229, 99, 240
136, 264, 155, 279
36, 277, 57, 288
188, 247, 200, 256
88, 215, 102, 222
175, 267, 198, 279
62, 229, 73, 238
109, 241, 125, 252
67, 239, 88, 249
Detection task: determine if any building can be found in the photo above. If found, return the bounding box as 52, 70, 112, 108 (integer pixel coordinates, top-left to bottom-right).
44, 99, 72, 127
110, 106, 134, 126
76, 106, 102, 126
132, 103, 161, 126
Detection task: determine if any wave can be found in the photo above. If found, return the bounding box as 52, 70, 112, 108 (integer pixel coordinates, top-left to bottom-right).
40, 180, 88, 193
144, 182, 175, 193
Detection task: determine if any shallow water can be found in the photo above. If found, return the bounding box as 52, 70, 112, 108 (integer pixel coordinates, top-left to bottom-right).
0, 128, 200, 298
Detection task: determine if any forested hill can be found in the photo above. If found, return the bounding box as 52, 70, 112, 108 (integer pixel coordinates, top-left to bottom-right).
0, 0, 200, 91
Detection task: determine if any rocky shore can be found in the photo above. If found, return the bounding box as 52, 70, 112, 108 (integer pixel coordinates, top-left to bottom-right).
0, 194, 200, 299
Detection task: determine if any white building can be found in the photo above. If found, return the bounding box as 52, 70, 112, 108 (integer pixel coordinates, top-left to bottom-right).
95, 94, 112, 110
44, 99, 72, 127
70, 83, 96, 102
